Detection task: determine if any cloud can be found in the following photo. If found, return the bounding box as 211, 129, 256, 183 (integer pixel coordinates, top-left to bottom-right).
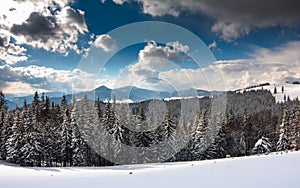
128, 41, 189, 75
105, 0, 300, 41
211, 22, 251, 42
208, 41, 300, 90
0, 0, 88, 64
208, 41, 217, 49
0, 65, 98, 95
94, 34, 117, 52
111, 41, 198, 91
111, 41, 300, 91
0, 34, 27, 65
11, 12, 59, 44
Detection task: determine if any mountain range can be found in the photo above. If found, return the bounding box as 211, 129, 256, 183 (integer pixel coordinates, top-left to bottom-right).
5, 86, 221, 110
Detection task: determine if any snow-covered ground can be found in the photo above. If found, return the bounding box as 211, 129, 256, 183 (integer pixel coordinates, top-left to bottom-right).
0, 151, 299, 188
243, 83, 300, 103
272, 83, 300, 102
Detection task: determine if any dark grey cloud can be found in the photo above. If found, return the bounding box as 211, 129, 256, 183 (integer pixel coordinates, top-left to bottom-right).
11, 12, 58, 43
0, 36, 6, 47
6, 6, 88, 55
0, 0, 87, 64
107, 0, 300, 40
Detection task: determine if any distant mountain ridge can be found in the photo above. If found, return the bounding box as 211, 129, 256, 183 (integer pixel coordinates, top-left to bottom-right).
5, 85, 220, 110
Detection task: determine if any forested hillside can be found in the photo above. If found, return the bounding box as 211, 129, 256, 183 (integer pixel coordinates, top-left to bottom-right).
0, 89, 299, 167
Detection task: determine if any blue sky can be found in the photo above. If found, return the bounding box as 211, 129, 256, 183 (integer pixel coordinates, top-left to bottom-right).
0, 0, 300, 95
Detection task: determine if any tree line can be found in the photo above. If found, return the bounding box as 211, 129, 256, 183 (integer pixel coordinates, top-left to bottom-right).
0, 89, 299, 167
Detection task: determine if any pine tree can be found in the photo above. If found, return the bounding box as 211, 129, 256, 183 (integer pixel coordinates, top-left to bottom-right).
0, 91, 8, 159
240, 111, 254, 155
156, 107, 177, 161
60, 107, 72, 167
224, 109, 237, 156
6, 109, 23, 163
252, 136, 273, 154
71, 101, 88, 166
31, 93, 43, 166
277, 105, 290, 151
39, 96, 51, 166
190, 109, 210, 160
290, 105, 300, 151
133, 104, 155, 163
19, 101, 36, 166
44, 103, 60, 166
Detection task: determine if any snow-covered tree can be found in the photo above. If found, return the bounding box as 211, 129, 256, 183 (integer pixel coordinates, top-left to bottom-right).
290, 105, 300, 151
0, 91, 8, 159
240, 111, 254, 155
43, 103, 60, 166
60, 107, 72, 167
6, 109, 23, 163
19, 100, 41, 166
277, 105, 290, 151
252, 136, 273, 154
71, 101, 88, 166
190, 109, 210, 160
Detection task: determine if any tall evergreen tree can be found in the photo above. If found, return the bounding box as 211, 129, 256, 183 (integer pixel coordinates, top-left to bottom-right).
277, 105, 290, 151
6, 109, 23, 163
290, 105, 300, 151
0, 91, 8, 159
71, 101, 88, 166
60, 107, 72, 167
190, 109, 210, 160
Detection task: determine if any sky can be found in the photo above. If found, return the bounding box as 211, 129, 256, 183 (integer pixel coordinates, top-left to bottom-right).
0, 0, 300, 96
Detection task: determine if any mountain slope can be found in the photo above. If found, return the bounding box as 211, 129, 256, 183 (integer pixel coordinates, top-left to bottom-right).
242, 82, 300, 102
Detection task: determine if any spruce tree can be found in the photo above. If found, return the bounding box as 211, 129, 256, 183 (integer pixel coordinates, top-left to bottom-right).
71, 101, 88, 166
252, 136, 273, 154
0, 91, 8, 159
277, 105, 290, 151
7, 109, 23, 163
190, 109, 209, 160
60, 107, 72, 167
290, 105, 300, 151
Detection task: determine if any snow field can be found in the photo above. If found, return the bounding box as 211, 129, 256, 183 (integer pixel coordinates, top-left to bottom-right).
0, 151, 299, 188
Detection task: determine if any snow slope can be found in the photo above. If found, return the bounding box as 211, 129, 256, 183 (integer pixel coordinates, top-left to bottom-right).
243, 83, 300, 103
0, 151, 299, 188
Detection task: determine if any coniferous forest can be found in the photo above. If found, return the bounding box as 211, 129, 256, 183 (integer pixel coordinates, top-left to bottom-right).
0, 89, 299, 167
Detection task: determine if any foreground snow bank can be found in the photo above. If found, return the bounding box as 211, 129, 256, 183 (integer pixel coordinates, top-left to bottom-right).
0, 151, 299, 188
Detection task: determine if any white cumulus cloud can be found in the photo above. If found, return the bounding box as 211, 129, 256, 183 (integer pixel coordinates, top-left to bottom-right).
94, 34, 117, 52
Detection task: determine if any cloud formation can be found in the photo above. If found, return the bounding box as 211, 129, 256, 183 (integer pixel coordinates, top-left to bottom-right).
106, 0, 300, 41
0, 34, 27, 65
94, 34, 117, 52
0, 0, 88, 64
0, 65, 97, 95
128, 41, 189, 76
112, 40, 300, 91
208, 41, 300, 89
113, 41, 197, 91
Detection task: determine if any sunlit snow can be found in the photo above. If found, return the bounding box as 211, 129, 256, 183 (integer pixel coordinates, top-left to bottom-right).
0, 151, 299, 188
